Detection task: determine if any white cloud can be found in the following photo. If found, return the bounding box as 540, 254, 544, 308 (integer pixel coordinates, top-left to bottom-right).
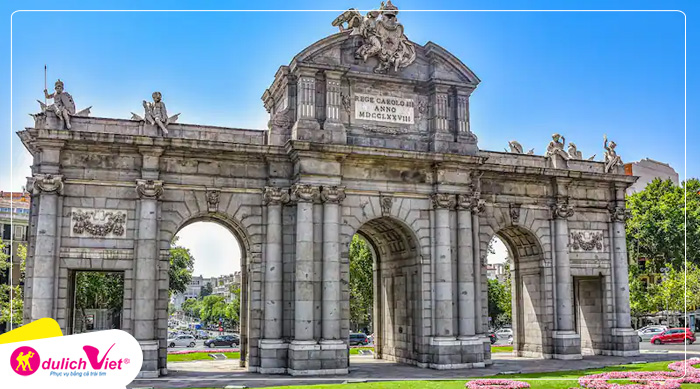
175, 222, 241, 278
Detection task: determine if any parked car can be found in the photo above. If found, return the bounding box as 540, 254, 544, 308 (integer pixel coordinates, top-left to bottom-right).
495, 328, 513, 340
489, 332, 497, 344
367, 333, 374, 344
167, 334, 196, 348
638, 326, 667, 342
204, 335, 239, 348
650, 328, 696, 345
349, 333, 370, 346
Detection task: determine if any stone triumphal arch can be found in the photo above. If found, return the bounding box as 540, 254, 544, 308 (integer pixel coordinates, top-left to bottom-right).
19, 3, 639, 378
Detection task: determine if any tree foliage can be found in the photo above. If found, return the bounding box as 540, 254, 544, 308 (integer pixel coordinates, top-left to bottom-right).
199, 295, 227, 325
0, 241, 25, 328
487, 263, 512, 328
627, 178, 700, 271
181, 298, 201, 320
169, 239, 195, 296
349, 235, 373, 331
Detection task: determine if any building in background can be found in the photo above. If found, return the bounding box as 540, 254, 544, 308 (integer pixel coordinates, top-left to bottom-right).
171, 274, 216, 309
212, 271, 241, 303
624, 158, 679, 195
0, 191, 30, 334
486, 263, 508, 283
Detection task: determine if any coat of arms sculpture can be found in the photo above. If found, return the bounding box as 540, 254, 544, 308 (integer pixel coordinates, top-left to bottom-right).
333, 1, 416, 73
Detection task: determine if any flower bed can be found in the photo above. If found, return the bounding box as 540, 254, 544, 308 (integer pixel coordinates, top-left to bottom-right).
465, 379, 530, 389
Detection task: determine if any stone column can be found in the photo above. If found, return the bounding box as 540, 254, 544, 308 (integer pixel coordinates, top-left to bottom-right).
608, 185, 639, 356
470, 196, 485, 335
323, 71, 347, 143
262, 187, 289, 341
550, 198, 581, 359
320, 186, 345, 342
432, 193, 455, 338
290, 184, 319, 342
456, 194, 475, 338
27, 174, 63, 321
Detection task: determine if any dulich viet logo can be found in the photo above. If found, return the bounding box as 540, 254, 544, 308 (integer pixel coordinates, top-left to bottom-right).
10, 346, 41, 376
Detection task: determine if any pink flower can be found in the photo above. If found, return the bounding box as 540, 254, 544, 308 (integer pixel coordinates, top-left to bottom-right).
465, 379, 530, 388
578, 371, 683, 388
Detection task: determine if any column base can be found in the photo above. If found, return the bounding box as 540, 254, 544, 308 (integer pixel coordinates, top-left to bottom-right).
552, 331, 582, 360
258, 339, 288, 374
287, 340, 349, 375
608, 327, 641, 356
137, 340, 160, 378
428, 336, 487, 369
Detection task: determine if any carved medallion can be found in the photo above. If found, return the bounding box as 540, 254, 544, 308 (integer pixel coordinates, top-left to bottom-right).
206, 189, 221, 213
71, 208, 127, 238
570, 230, 604, 252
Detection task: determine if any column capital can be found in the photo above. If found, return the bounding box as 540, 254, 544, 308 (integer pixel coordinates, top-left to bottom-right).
432, 193, 456, 209
136, 179, 164, 199
28, 173, 64, 195
457, 193, 484, 214
608, 204, 631, 223
263, 186, 290, 205
291, 183, 320, 203
551, 199, 574, 219
320, 186, 346, 204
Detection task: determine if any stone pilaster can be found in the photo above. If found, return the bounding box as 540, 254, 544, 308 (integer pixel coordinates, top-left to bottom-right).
608, 184, 639, 356
323, 71, 347, 144
469, 195, 485, 336
260, 187, 290, 373
27, 173, 63, 321
456, 194, 475, 338
320, 186, 345, 342
432, 193, 455, 338
291, 69, 320, 141
550, 193, 582, 360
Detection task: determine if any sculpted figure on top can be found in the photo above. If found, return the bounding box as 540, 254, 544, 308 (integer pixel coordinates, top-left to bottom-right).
332, 1, 416, 73
506, 140, 534, 155
131, 91, 180, 136
603, 134, 623, 173
42, 79, 76, 129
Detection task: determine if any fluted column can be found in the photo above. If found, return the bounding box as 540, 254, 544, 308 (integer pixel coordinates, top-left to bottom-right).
432, 193, 455, 338
263, 187, 290, 340
291, 184, 320, 342
27, 174, 63, 321
456, 194, 475, 338
320, 186, 345, 342
551, 200, 575, 332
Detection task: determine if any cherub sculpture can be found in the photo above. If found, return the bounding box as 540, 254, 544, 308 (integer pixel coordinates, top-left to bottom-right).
545, 133, 570, 168
506, 140, 534, 155
131, 92, 180, 136
42, 79, 76, 129
603, 134, 622, 173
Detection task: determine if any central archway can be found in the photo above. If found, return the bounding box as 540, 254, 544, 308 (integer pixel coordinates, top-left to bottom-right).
347, 216, 423, 366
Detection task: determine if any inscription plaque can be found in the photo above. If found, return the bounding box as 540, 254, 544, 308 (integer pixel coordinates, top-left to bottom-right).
354, 93, 414, 124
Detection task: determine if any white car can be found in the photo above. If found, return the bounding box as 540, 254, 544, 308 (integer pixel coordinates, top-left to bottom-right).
168, 334, 196, 348
495, 328, 513, 339
638, 326, 668, 342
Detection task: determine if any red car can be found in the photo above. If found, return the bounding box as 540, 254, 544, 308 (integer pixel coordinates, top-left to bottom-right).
650, 328, 696, 345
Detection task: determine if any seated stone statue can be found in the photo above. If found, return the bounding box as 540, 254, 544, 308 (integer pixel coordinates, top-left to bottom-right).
545, 133, 569, 168
603, 135, 622, 173
43, 79, 75, 129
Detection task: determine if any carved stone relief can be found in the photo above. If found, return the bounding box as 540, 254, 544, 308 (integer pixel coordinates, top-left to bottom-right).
570, 229, 604, 252
71, 208, 127, 238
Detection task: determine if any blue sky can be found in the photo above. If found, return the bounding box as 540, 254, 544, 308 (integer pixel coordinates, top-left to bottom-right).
2, 1, 696, 275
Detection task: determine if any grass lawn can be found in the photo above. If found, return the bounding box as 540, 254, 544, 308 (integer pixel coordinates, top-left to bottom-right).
167, 351, 240, 362
490, 345, 513, 353
349, 347, 374, 355
176, 360, 700, 388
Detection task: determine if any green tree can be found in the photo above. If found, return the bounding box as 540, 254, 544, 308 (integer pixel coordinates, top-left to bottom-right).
74, 271, 124, 332
0, 242, 25, 329
199, 294, 226, 325
627, 178, 700, 271
628, 262, 662, 317
169, 238, 195, 296
181, 298, 201, 321
487, 275, 512, 328
349, 235, 373, 331
658, 263, 700, 313
226, 284, 241, 330
200, 282, 213, 299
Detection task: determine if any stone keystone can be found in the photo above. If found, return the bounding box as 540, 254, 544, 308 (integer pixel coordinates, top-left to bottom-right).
206, 189, 221, 213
